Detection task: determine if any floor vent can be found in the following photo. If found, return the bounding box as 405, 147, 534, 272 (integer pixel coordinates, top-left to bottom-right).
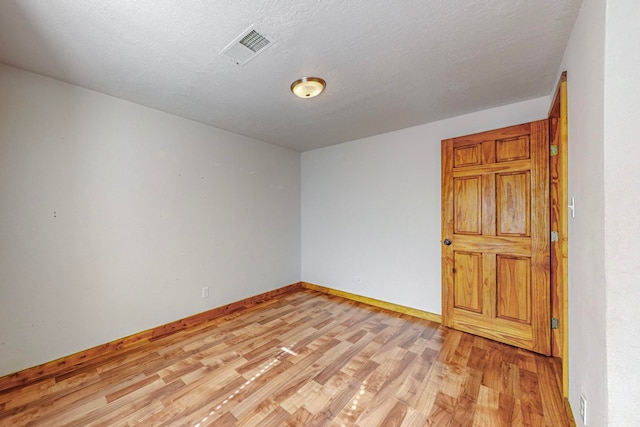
220, 25, 275, 66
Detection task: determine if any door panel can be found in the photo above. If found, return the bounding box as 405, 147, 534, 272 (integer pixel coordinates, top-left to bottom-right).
442, 120, 550, 355
496, 171, 531, 236
454, 176, 482, 234
496, 136, 531, 162
496, 255, 531, 323
454, 145, 482, 167
453, 251, 483, 313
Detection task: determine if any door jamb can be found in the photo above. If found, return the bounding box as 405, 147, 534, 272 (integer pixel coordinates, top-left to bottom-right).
548, 71, 569, 398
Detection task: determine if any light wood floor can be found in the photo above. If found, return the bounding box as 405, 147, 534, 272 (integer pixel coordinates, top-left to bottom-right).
0, 290, 570, 426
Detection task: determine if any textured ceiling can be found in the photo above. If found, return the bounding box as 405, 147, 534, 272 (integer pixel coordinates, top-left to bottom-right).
0, 0, 583, 152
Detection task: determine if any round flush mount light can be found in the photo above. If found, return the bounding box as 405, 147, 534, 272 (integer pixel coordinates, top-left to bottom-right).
290, 77, 326, 98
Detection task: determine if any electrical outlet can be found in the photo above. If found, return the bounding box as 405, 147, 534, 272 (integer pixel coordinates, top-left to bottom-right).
201, 286, 209, 299
579, 394, 587, 425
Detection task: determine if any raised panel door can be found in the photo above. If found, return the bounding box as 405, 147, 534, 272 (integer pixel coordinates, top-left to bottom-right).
442, 120, 550, 355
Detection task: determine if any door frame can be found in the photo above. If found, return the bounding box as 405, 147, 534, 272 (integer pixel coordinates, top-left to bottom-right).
549, 71, 569, 398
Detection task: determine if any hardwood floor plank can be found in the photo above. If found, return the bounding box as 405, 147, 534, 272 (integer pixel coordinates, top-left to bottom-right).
158, 359, 205, 385
451, 368, 481, 426
400, 407, 429, 427
498, 392, 517, 426
519, 367, 545, 425
536, 357, 571, 427
0, 289, 572, 426
251, 405, 291, 427
313, 332, 377, 385
228, 360, 297, 420
473, 385, 502, 427
203, 410, 238, 426
352, 358, 381, 382
379, 399, 409, 426
307, 377, 360, 426
84, 378, 185, 426
427, 392, 455, 425
284, 406, 314, 426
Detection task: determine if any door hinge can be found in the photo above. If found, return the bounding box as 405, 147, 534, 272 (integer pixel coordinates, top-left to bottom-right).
551, 318, 559, 329
550, 145, 558, 156
551, 231, 559, 242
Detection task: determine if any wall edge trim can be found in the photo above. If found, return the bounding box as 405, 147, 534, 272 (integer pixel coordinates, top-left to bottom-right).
301, 282, 442, 323
0, 282, 303, 393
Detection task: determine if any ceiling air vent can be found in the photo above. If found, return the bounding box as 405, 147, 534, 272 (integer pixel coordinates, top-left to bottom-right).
220, 25, 276, 66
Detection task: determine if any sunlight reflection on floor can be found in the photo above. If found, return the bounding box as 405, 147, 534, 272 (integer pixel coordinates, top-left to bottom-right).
193, 343, 299, 427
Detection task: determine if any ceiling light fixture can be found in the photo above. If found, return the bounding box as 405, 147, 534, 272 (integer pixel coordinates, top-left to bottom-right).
290, 77, 326, 99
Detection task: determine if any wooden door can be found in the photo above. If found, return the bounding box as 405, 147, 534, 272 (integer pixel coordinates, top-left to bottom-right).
441, 120, 550, 355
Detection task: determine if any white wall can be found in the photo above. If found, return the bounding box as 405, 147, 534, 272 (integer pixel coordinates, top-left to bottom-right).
301, 97, 549, 314
559, 0, 640, 424
558, 0, 610, 425
0, 64, 301, 376
604, 0, 640, 425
